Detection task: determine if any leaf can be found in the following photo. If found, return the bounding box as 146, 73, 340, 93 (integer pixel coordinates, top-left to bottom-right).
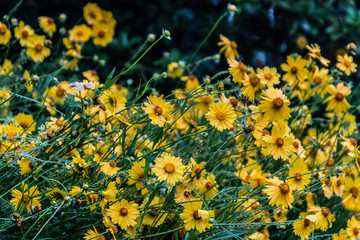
102, 67, 117, 91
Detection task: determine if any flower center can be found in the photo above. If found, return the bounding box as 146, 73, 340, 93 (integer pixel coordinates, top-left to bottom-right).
76, 30, 84, 37
56, 119, 64, 126
230, 98, 238, 108
353, 227, 359, 236
315, 51, 321, 57
262, 129, 270, 136
35, 43, 43, 52
0, 25, 6, 34
351, 187, 358, 198
337, 179, 342, 186
29, 162, 34, 169
292, 141, 299, 149
98, 30, 105, 38
164, 163, 175, 173
273, 97, 284, 109
99, 104, 106, 111
279, 183, 290, 194
154, 105, 163, 116
344, 59, 351, 67
184, 191, 191, 198
21, 30, 29, 38
193, 210, 201, 220
238, 62, 247, 72
230, 41, 237, 49
120, 207, 128, 216
205, 181, 213, 189
313, 76, 322, 85
47, 18, 54, 24
19, 121, 30, 129
321, 207, 329, 217
304, 218, 311, 227
275, 137, 284, 147
335, 92, 344, 101
109, 160, 116, 167
250, 76, 259, 87
350, 138, 357, 147
290, 66, 298, 74
264, 73, 272, 79
22, 193, 29, 202
56, 88, 65, 97
216, 112, 226, 120
295, 173, 302, 181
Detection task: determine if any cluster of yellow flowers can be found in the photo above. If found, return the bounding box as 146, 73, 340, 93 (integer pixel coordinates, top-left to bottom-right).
1, 3, 360, 240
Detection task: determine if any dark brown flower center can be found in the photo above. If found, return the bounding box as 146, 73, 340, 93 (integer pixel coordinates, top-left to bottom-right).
313, 76, 322, 85
230, 41, 237, 49
293, 141, 299, 149
154, 105, 163, 116
350, 138, 357, 147
35, 43, 43, 52
321, 207, 330, 217
184, 191, 191, 198
216, 112, 226, 120
295, 173, 302, 181
304, 218, 311, 227
0, 25, 6, 34
205, 181, 213, 189
290, 66, 298, 74
351, 187, 358, 198
324, 178, 331, 186
250, 76, 259, 87
56, 88, 65, 97
98, 30, 105, 38
120, 207, 128, 216
264, 73, 272, 79
238, 62, 247, 72
337, 179, 342, 186
21, 30, 29, 38
273, 97, 284, 109
109, 160, 116, 167
19, 122, 30, 129
29, 162, 34, 169
193, 210, 201, 220
262, 129, 270, 136
99, 104, 106, 111
275, 137, 284, 147
335, 92, 344, 101
279, 183, 290, 194
22, 194, 29, 202
353, 227, 359, 236
164, 163, 175, 173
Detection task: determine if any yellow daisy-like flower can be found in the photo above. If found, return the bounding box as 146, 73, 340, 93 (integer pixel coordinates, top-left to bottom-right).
308, 206, 335, 231
38, 17, 56, 34
281, 55, 309, 87
257, 66, 280, 87
83, 70, 99, 82
258, 87, 291, 122
10, 182, 41, 213
0, 21, 11, 45
18, 157, 35, 175
69, 24, 92, 43
180, 201, 214, 233
26, 35, 51, 62
175, 183, 194, 204
167, 62, 184, 78
306, 44, 330, 66
263, 177, 294, 209
142, 94, 171, 127
227, 58, 247, 85
205, 100, 237, 132
128, 159, 146, 190
181, 75, 200, 91
71, 150, 86, 168
218, 34, 239, 59
83, 2, 103, 25
47, 187, 68, 203
153, 153, 185, 186
92, 23, 114, 47
323, 83, 351, 113
100, 181, 118, 207
347, 216, 360, 240
14, 113, 36, 133
142, 196, 168, 227
287, 159, 310, 191
100, 160, 120, 176
106, 199, 140, 230
293, 214, 317, 240
84, 226, 105, 240
241, 73, 260, 102
336, 53, 357, 76
262, 125, 294, 160
14, 21, 34, 47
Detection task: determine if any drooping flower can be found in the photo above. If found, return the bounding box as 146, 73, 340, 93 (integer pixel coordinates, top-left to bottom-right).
218, 34, 239, 59
293, 213, 317, 240
180, 201, 214, 233
306, 44, 330, 66
84, 226, 105, 240
10, 183, 41, 213
263, 177, 294, 209
227, 58, 247, 84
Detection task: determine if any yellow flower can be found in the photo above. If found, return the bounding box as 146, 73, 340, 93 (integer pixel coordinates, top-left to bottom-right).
281, 55, 309, 87
92, 23, 114, 46
18, 157, 35, 175
83, 2, 103, 25
287, 159, 310, 190
14, 113, 36, 132
257, 66, 280, 87
14, 21, 34, 46
337, 53, 357, 76
10, 183, 41, 213
199, 174, 218, 199
100, 181, 118, 207
83, 70, 99, 82
180, 201, 214, 233
227, 58, 247, 84
0, 21, 11, 45
84, 226, 105, 240
167, 62, 184, 78
263, 177, 294, 209
100, 160, 120, 176
323, 83, 351, 113
347, 216, 360, 240
142, 94, 171, 127
128, 159, 146, 190
38, 17, 56, 34
71, 150, 86, 168
293, 214, 317, 240
262, 125, 293, 160
306, 44, 330, 66
258, 87, 291, 122
308, 206, 335, 231
153, 153, 185, 186
26, 35, 51, 62
181, 75, 200, 91
308, 66, 331, 97
205, 100, 237, 132
106, 199, 140, 230
142, 197, 168, 227
46, 187, 68, 203
175, 183, 194, 204
69, 24, 92, 43
296, 35, 308, 49
218, 34, 239, 59
241, 71, 260, 102
342, 177, 360, 212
